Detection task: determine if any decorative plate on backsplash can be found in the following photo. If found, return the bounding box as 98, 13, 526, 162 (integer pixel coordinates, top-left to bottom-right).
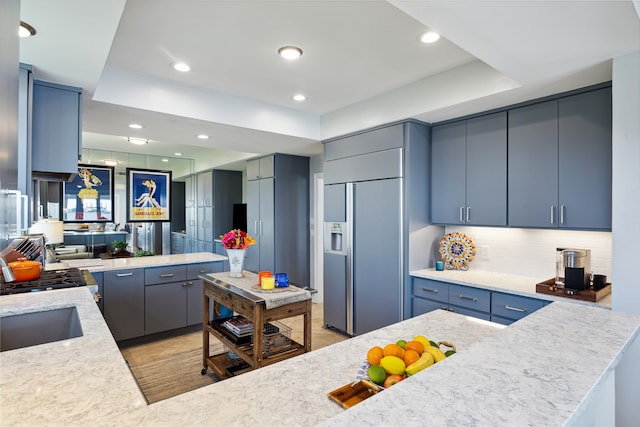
439, 232, 476, 270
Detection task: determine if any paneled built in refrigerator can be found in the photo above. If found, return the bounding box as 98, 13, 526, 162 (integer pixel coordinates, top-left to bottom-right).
323, 121, 441, 336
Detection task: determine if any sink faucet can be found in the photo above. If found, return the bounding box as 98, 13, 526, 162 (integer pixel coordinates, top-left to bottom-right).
1, 256, 16, 283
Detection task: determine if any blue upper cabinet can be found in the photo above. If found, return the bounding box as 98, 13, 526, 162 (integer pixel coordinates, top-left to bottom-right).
431, 111, 507, 226
558, 88, 612, 230
508, 87, 612, 230
31, 80, 82, 177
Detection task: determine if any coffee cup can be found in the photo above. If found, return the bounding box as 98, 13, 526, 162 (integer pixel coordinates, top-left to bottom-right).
593, 274, 607, 290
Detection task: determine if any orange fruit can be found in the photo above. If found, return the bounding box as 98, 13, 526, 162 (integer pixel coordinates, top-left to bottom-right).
404, 340, 425, 355
403, 349, 420, 366
382, 343, 404, 358
367, 346, 384, 365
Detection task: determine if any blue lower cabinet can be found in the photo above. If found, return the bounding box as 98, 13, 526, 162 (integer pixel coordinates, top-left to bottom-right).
490, 315, 514, 325
412, 297, 448, 317
448, 304, 491, 321
491, 292, 545, 322
410, 275, 547, 324
448, 284, 491, 313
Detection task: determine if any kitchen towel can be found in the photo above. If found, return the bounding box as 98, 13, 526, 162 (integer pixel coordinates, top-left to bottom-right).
204, 271, 311, 310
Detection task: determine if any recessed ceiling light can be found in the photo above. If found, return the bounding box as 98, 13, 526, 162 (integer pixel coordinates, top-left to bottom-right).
172, 62, 191, 72
161, 159, 169, 162
420, 31, 440, 44
129, 123, 144, 129
174, 152, 183, 156
277, 46, 303, 60
19, 21, 36, 38
293, 94, 307, 102
104, 160, 118, 166
196, 134, 209, 140
128, 137, 148, 145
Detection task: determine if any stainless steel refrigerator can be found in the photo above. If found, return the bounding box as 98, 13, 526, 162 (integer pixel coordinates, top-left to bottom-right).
324, 180, 402, 335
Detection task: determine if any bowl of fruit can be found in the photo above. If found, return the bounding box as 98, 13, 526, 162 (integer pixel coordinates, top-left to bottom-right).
361, 335, 456, 391
327, 335, 456, 408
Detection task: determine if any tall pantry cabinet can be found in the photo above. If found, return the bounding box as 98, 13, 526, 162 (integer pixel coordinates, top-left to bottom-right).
245, 154, 310, 288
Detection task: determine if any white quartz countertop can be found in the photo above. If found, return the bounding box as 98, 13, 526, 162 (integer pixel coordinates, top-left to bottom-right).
45, 252, 226, 272
410, 268, 612, 308
1, 286, 638, 426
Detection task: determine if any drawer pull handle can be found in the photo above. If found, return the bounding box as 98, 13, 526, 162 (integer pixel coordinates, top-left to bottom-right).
505, 305, 527, 313
160, 273, 175, 278
421, 287, 438, 293
458, 295, 477, 302
116, 272, 133, 277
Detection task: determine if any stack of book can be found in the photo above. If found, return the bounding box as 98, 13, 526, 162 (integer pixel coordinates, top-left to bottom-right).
223, 316, 254, 338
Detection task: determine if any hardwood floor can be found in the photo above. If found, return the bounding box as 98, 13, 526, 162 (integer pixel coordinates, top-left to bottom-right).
119, 303, 347, 366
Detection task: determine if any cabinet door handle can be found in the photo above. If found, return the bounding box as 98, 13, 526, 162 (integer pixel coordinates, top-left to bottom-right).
504, 304, 527, 313
459, 207, 464, 223
466, 206, 471, 223
550, 205, 555, 224
421, 287, 438, 293
560, 205, 565, 225
160, 273, 175, 278
116, 272, 133, 277
182, 282, 188, 287
254, 220, 259, 235
187, 281, 193, 287
457, 295, 477, 302
260, 220, 263, 236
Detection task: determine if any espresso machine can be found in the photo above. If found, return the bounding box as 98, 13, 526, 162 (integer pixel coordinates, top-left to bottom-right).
556, 248, 591, 290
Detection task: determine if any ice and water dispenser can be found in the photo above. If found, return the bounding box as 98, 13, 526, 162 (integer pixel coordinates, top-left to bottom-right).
324, 222, 348, 255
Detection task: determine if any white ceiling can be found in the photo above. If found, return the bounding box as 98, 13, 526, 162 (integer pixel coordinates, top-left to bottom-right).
19, 0, 640, 171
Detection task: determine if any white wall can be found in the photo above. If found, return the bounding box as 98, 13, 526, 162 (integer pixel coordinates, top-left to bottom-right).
611, 51, 640, 314
612, 50, 640, 427
446, 226, 611, 280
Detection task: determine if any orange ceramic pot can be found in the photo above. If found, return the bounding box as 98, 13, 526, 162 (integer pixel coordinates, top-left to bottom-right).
9, 258, 42, 282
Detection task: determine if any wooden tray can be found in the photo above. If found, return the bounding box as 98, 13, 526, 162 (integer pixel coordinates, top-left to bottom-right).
536, 278, 611, 302
327, 380, 381, 409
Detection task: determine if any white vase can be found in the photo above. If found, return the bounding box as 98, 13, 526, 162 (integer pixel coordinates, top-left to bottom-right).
227, 249, 246, 278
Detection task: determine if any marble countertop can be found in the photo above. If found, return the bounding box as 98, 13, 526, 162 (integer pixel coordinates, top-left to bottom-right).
1, 285, 639, 426
45, 252, 226, 272
411, 268, 612, 308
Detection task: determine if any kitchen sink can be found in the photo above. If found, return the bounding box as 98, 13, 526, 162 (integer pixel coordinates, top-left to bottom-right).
0, 306, 83, 352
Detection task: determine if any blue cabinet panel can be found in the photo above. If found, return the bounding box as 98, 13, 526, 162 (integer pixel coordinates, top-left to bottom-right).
412, 277, 448, 304
448, 284, 491, 313
491, 292, 545, 321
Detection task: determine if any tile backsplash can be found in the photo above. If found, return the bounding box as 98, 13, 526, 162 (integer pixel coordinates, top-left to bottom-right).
445, 226, 612, 280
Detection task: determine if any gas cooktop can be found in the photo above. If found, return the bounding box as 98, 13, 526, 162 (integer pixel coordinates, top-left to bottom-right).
1, 268, 87, 295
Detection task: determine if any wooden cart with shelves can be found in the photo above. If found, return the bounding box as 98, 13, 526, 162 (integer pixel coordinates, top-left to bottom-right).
200, 272, 312, 378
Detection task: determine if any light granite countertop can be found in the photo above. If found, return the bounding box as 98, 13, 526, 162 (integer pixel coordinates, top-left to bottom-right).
45, 252, 226, 273
410, 268, 612, 308
1, 285, 639, 426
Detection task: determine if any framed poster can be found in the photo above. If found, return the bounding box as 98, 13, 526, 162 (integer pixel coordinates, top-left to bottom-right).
126, 168, 171, 222
62, 165, 114, 222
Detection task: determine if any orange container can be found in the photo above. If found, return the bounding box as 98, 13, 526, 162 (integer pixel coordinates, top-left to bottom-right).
258, 271, 272, 286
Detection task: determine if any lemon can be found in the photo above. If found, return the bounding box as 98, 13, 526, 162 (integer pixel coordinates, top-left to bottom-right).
368, 364, 387, 385
380, 355, 406, 375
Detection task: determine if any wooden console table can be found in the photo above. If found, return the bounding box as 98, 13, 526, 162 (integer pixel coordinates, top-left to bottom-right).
200, 272, 312, 378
